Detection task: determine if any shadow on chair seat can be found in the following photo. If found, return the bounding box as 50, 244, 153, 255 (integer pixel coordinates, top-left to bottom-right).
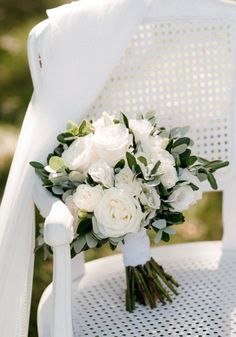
70, 242, 236, 337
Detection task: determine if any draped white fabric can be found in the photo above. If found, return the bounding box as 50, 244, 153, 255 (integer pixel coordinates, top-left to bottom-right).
0, 0, 151, 335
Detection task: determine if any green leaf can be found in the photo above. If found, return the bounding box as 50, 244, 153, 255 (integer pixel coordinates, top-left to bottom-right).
67, 120, 79, 135
152, 219, 167, 230
85, 232, 98, 248
145, 178, 160, 187
30, 161, 44, 169
172, 144, 188, 155
161, 212, 185, 224
78, 120, 94, 136
172, 137, 191, 148
52, 186, 64, 195
49, 156, 66, 171
150, 160, 161, 175
206, 160, 229, 171
187, 155, 198, 166
197, 157, 210, 164
77, 218, 93, 236
161, 231, 170, 242
121, 112, 129, 128
137, 156, 148, 166
207, 171, 218, 190
166, 139, 174, 152
126, 152, 137, 170
73, 236, 87, 254
179, 149, 191, 167
163, 227, 176, 235
188, 182, 199, 191
154, 230, 163, 244
114, 159, 126, 170
78, 120, 87, 135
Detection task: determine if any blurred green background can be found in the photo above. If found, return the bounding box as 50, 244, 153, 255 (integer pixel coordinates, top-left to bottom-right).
0, 1, 223, 336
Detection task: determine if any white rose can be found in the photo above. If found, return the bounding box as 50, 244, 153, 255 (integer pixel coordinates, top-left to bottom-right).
73, 184, 103, 212
140, 185, 161, 210
179, 169, 202, 201
129, 119, 153, 142
115, 166, 142, 196
88, 159, 114, 188
65, 195, 79, 231
142, 137, 171, 158
159, 163, 178, 189
94, 123, 131, 167
167, 186, 196, 212
93, 112, 114, 128
62, 134, 98, 172
93, 188, 143, 238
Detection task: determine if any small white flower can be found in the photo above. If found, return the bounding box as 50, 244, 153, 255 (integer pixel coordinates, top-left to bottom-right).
73, 184, 103, 212
167, 186, 196, 212
129, 119, 153, 142
93, 123, 131, 167
115, 166, 142, 196
179, 168, 202, 201
142, 137, 170, 158
140, 185, 161, 210
94, 188, 143, 238
93, 112, 115, 128
158, 163, 178, 189
88, 159, 114, 188
62, 134, 98, 172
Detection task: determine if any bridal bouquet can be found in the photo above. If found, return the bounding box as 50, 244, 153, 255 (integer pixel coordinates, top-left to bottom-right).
30, 111, 228, 312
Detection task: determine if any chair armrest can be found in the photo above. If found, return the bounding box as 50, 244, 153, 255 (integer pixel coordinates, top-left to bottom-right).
44, 201, 74, 247
33, 177, 74, 246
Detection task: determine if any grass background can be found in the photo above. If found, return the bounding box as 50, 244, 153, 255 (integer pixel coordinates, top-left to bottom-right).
0, 1, 223, 336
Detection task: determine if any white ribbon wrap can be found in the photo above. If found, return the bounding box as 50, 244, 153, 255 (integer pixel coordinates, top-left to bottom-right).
120, 229, 151, 267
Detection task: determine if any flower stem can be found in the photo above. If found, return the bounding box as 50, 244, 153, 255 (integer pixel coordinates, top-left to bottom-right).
125, 257, 179, 312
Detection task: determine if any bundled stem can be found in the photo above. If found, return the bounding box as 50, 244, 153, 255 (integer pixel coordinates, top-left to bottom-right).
125, 257, 179, 312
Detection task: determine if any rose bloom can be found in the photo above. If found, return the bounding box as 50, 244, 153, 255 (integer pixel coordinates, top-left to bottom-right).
129, 119, 153, 142
142, 136, 170, 157
62, 134, 98, 172
115, 166, 142, 196
88, 159, 114, 188
73, 184, 103, 213
167, 185, 196, 212
93, 188, 143, 238
93, 123, 131, 167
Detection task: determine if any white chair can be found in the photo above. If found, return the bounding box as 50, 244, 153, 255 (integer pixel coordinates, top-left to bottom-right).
29, 0, 236, 336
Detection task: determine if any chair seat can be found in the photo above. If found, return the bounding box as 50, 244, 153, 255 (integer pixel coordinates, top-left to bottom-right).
71, 241, 236, 337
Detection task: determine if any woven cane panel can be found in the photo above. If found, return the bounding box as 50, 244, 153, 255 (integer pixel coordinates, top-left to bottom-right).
87, 19, 235, 162
72, 250, 236, 337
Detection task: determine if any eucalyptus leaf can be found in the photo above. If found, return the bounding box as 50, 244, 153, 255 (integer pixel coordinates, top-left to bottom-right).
137, 156, 148, 166
52, 186, 64, 195
85, 232, 98, 248
207, 171, 218, 190
154, 230, 163, 244
49, 156, 66, 172
74, 236, 87, 254
163, 227, 176, 235
152, 219, 167, 230
30, 161, 44, 169
121, 112, 129, 128
172, 144, 188, 154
